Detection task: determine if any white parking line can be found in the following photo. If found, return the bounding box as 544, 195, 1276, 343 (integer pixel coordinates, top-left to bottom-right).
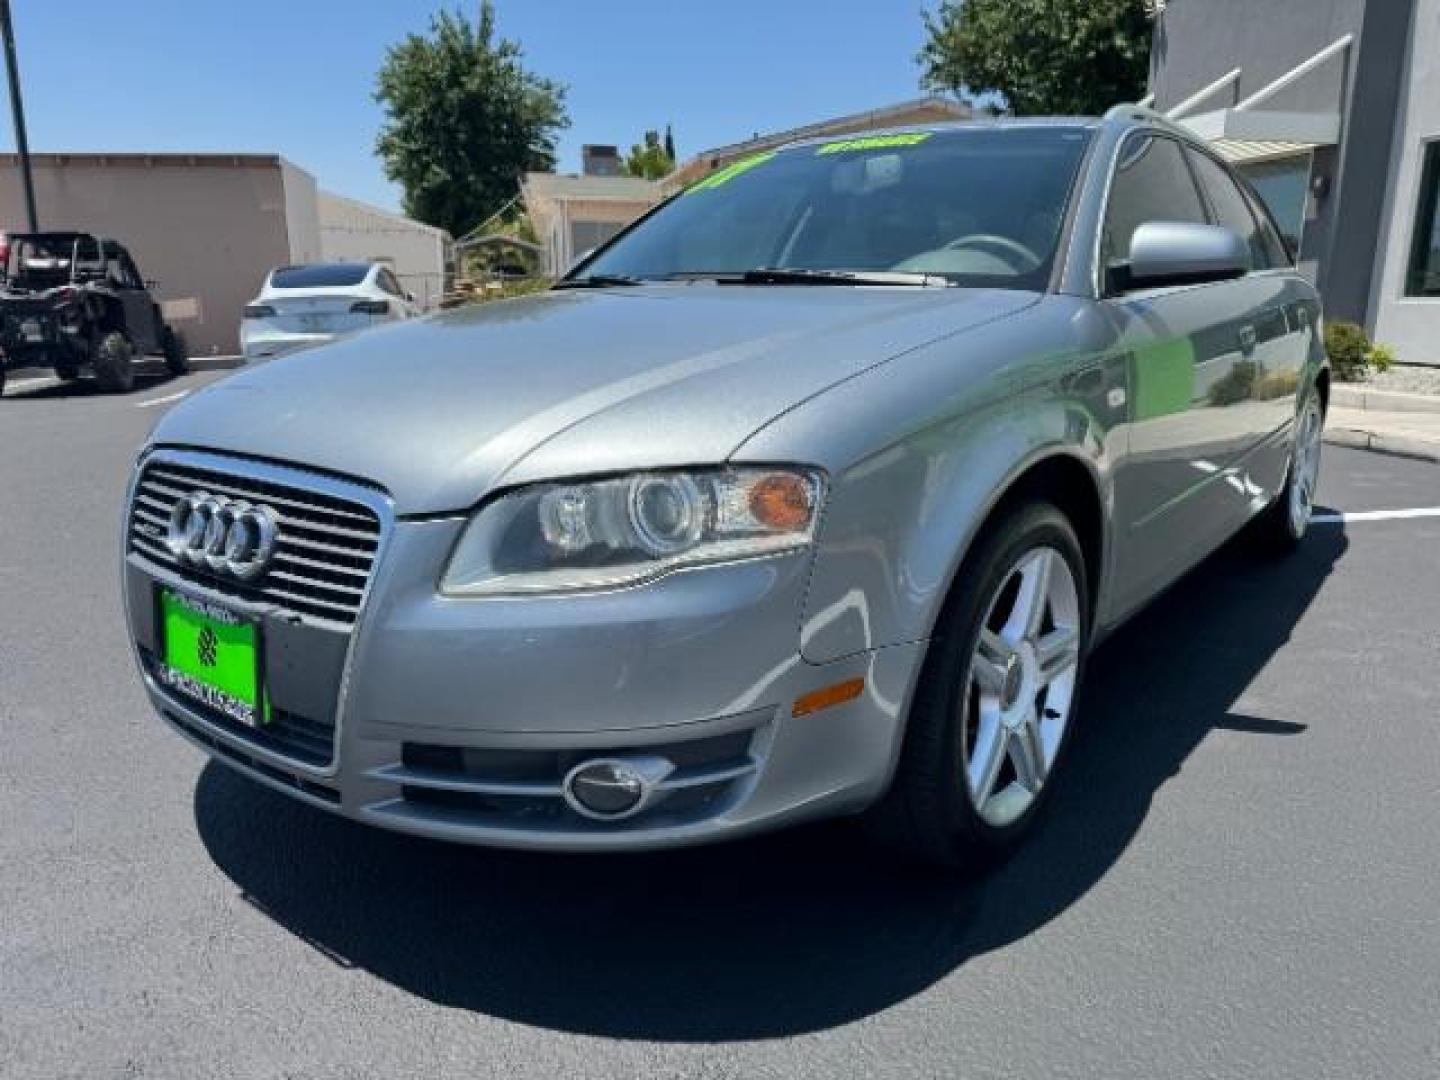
1313, 508, 1440, 524
135, 390, 191, 409
4, 375, 61, 393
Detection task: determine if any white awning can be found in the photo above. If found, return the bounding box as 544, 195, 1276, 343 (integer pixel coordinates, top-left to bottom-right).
1181, 108, 1340, 164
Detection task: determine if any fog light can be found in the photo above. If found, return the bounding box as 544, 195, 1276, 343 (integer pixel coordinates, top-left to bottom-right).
562, 756, 674, 821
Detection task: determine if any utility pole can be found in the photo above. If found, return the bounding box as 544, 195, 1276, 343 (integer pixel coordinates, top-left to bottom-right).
0, 0, 38, 231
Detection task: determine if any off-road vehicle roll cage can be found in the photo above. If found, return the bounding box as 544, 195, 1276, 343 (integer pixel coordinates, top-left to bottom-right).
0, 231, 189, 396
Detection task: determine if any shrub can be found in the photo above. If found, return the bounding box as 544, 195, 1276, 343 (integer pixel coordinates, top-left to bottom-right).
1256, 368, 1300, 400
1369, 341, 1396, 374
1324, 321, 1371, 382
1208, 359, 1257, 406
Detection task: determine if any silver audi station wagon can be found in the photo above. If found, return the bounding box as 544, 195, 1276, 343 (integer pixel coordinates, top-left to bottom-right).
122, 108, 1327, 867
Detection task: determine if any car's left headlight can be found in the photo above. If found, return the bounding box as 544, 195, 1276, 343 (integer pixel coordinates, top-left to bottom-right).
441, 466, 825, 597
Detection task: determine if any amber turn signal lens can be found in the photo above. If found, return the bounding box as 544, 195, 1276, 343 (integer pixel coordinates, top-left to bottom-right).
792, 678, 865, 717
748, 473, 814, 531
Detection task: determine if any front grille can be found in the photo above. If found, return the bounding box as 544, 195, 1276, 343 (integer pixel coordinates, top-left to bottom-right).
164, 707, 341, 805
127, 459, 382, 628
140, 647, 336, 766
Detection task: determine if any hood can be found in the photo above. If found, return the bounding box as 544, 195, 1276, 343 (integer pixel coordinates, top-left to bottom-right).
154, 285, 1035, 514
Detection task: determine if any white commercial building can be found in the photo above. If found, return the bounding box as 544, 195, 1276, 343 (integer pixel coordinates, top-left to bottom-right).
318, 192, 452, 310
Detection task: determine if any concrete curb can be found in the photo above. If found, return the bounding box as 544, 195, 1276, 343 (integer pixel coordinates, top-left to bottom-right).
1325, 427, 1440, 463
1330, 384, 1440, 414
188, 354, 247, 372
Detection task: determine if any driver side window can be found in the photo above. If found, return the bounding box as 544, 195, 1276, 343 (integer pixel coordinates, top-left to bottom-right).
1103, 134, 1209, 272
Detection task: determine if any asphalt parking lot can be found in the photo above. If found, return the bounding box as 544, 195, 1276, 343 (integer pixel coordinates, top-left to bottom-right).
2, 367, 1438, 1079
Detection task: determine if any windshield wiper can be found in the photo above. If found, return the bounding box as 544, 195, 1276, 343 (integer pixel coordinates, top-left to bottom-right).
552, 274, 648, 290
706, 267, 951, 288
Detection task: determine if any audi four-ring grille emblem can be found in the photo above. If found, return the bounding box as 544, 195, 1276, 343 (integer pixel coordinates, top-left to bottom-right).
165, 492, 280, 581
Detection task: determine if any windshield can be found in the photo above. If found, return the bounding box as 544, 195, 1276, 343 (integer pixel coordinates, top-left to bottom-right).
270, 263, 371, 288
576, 126, 1093, 290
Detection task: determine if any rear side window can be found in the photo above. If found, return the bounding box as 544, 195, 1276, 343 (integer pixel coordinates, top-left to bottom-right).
1102, 134, 1209, 269
1237, 157, 1305, 264
270, 264, 370, 288
377, 268, 404, 296
1188, 150, 1282, 271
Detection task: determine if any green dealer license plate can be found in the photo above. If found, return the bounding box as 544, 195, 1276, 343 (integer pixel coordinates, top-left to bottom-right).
156, 589, 265, 727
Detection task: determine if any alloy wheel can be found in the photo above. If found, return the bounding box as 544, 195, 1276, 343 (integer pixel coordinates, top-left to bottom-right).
961, 546, 1081, 827
1288, 400, 1324, 536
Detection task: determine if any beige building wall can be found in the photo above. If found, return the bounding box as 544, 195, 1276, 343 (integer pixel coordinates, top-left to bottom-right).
0, 153, 307, 355
282, 161, 322, 266
521, 173, 661, 275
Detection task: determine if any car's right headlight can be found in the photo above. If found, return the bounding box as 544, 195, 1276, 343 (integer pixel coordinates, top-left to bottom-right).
440, 466, 825, 597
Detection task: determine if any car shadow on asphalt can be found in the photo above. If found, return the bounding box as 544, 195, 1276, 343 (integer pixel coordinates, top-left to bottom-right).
2, 364, 181, 401
192, 519, 1348, 1042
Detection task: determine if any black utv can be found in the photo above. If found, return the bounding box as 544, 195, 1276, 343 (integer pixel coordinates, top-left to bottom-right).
0, 232, 189, 396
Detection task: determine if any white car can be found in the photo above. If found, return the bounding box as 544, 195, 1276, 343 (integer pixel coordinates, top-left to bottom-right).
239, 262, 419, 360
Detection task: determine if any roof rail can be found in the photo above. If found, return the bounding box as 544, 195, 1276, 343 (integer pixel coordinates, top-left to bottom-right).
1102, 103, 1195, 138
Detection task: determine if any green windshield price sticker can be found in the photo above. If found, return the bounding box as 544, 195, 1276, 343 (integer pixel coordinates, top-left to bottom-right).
816, 132, 933, 155
686, 152, 777, 194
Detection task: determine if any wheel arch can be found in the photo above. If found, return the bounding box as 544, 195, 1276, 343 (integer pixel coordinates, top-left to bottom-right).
799, 430, 1112, 665
972, 451, 1106, 624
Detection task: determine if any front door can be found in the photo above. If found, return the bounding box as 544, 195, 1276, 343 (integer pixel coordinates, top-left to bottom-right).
1102, 133, 1267, 614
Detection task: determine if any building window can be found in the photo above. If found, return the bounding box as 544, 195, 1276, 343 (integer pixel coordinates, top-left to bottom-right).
1238, 155, 1310, 260
1407, 142, 1440, 297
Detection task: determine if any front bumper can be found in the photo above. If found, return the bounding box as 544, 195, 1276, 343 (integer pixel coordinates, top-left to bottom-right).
123, 448, 925, 851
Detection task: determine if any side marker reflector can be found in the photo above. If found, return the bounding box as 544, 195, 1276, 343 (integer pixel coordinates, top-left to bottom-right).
793, 678, 865, 717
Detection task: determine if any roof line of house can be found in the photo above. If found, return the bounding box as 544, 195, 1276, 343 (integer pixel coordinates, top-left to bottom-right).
0, 151, 294, 169
319, 189, 452, 240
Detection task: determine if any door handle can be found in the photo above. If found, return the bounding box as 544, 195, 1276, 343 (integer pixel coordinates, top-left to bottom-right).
1238, 324, 1257, 352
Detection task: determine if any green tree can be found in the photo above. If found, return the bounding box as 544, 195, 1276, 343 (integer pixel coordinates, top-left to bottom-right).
920, 0, 1153, 116
623, 130, 674, 181
375, 4, 569, 236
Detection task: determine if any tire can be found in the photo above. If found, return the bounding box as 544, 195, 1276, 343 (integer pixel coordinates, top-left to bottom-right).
867, 502, 1090, 870
1253, 393, 1324, 553
162, 326, 190, 376
92, 330, 135, 393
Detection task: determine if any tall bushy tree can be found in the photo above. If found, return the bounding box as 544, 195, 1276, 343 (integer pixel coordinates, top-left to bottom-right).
375, 4, 569, 236
623, 130, 674, 181
920, 0, 1153, 116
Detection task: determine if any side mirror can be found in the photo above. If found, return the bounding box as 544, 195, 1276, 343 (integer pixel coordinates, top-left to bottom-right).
1117, 222, 1248, 292
405, 291, 416, 303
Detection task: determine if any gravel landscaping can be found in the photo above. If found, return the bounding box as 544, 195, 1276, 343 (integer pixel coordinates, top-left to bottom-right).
1361, 364, 1440, 396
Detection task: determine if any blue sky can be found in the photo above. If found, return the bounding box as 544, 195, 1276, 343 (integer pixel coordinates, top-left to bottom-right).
4, 1, 937, 212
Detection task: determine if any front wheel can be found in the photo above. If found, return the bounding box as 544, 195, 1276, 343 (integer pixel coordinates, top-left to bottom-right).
92, 330, 135, 393
868, 502, 1090, 869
